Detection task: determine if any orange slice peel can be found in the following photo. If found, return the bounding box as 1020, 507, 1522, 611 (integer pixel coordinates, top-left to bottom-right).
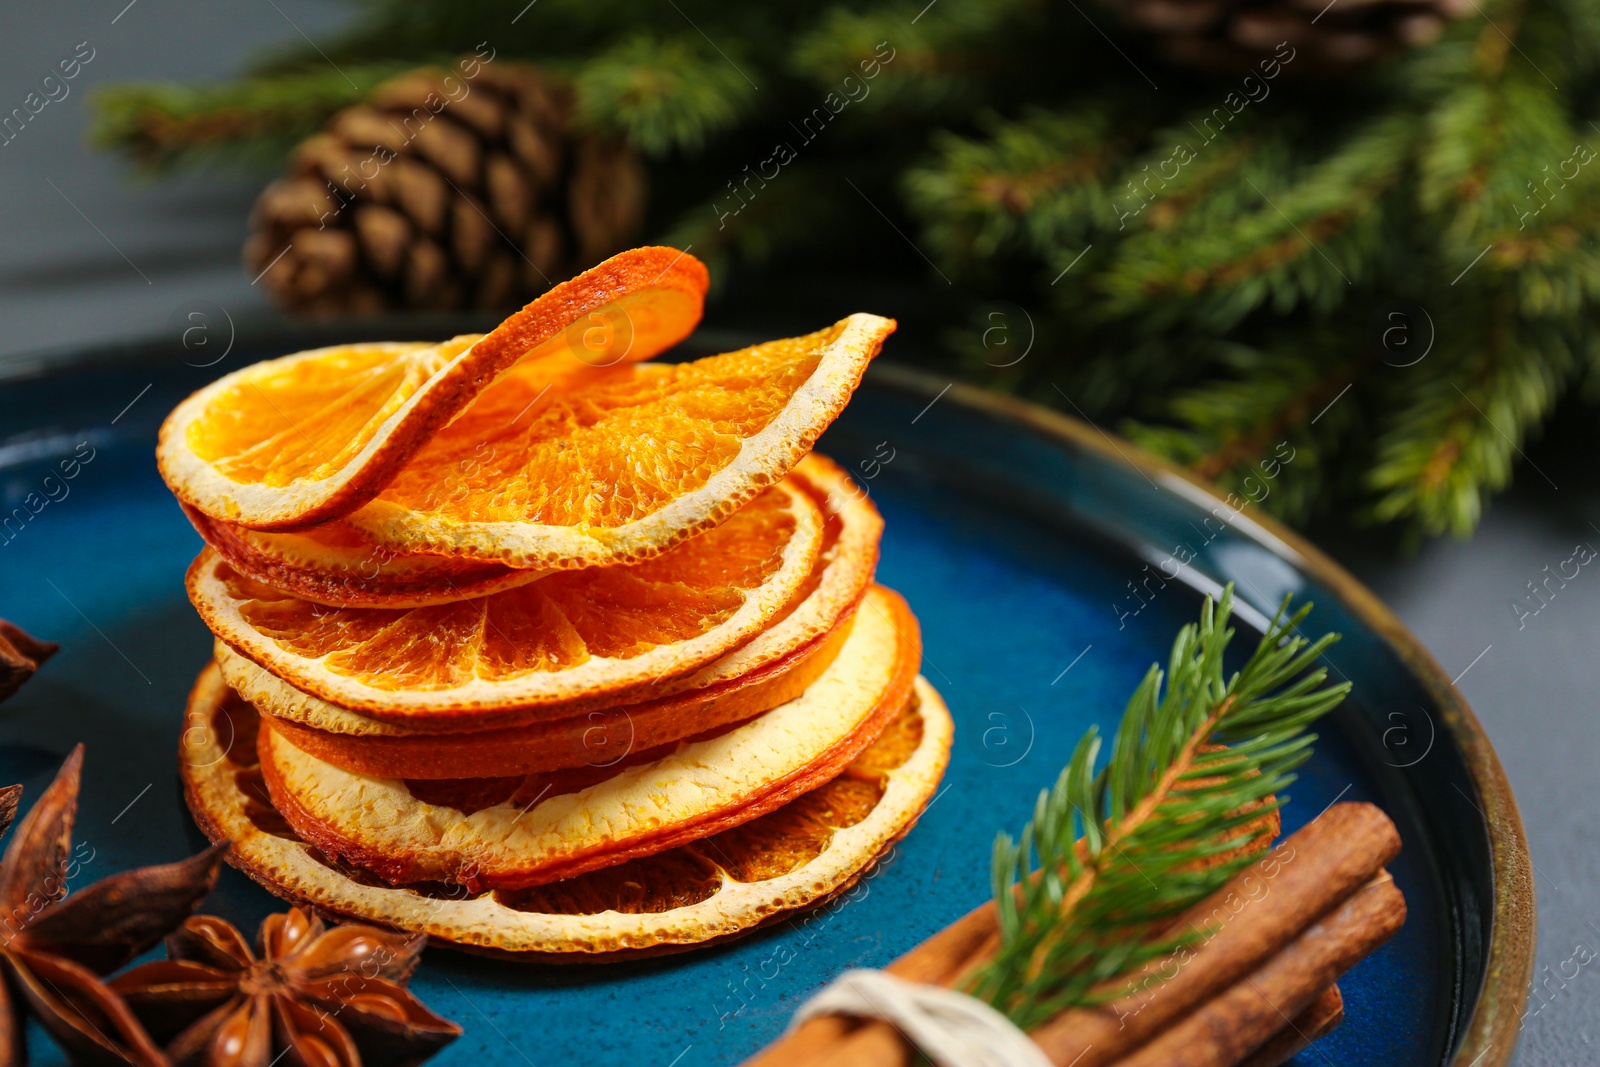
253, 586, 919, 891
189, 479, 824, 718
216, 452, 882, 734
250, 613, 854, 780
344, 314, 896, 570
158, 247, 709, 531
180, 664, 950, 959
182, 505, 545, 609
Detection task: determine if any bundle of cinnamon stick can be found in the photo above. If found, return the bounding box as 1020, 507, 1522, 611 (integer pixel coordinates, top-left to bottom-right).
745, 802, 1404, 1067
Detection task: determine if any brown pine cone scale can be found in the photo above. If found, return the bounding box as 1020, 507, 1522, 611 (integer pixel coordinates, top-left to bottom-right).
245, 60, 645, 316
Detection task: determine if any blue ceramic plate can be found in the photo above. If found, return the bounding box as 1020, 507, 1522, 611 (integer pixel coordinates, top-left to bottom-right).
0, 327, 1531, 1067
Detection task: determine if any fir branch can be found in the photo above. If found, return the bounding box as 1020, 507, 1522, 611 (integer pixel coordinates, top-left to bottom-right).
790, 1, 1040, 114
90, 65, 409, 173
1497, 202, 1600, 319
969, 586, 1349, 1030
1098, 113, 1415, 331
1366, 295, 1572, 535
790, 8, 957, 110
1119, 131, 1266, 235
1121, 342, 1361, 524
573, 35, 757, 156
1424, 73, 1576, 248
903, 106, 1133, 271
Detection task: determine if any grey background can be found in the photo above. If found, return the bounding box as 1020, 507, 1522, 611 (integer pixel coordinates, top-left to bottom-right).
1, 2, 1595, 1063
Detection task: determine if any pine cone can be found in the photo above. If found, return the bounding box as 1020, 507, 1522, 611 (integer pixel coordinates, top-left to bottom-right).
1104, 0, 1472, 76
244, 61, 646, 316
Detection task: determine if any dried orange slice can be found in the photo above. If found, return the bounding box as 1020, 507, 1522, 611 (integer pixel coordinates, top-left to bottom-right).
180, 665, 949, 958
217, 452, 881, 734
190, 481, 823, 720
158, 247, 709, 531
674, 452, 881, 691
244, 615, 854, 779
254, 586, 919, 891
344, 314, 895, 570
182, 505, 544, 609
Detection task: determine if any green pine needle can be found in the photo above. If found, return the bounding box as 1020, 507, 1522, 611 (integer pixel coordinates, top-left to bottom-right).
968, 585, 1350, 1031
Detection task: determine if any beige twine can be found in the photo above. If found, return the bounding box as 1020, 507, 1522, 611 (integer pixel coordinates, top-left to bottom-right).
789, 968, 1053, 1067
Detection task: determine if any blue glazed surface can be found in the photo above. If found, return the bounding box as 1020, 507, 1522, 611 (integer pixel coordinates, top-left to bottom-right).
0, 350, 1485, 1066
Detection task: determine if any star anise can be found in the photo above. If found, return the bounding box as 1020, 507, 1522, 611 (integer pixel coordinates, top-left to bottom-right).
0, 620, 57, 703
112, 907, 461, 1067
0, 744, 227, 1066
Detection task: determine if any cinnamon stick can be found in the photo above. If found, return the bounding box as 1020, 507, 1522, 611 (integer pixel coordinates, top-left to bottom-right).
1028, 804, 1397, 1066
1237, 984, 1344, 1067
746, 802, 1399, 1067
1113, 874, 1403, 1067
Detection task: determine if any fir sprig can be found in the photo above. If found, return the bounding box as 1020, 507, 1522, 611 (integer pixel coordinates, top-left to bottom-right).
88, 64, 412, 172
969, 585, 1350, 1030
573, 35, 755, 156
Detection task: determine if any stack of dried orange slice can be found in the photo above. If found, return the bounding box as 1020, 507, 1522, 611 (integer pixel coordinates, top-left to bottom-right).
160, 247, 952, 960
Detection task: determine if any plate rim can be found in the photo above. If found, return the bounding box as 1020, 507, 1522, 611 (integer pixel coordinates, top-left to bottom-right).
864, 362, 1534, 1067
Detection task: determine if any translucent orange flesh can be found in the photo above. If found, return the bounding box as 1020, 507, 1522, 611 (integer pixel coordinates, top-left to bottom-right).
495, 695, 925, 916
186, 342, 451, 486
373, 324, 843, 529
223, 486, 797, 690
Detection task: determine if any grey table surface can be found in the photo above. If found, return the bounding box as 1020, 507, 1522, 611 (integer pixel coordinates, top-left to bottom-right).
2, 3, 1596, 1064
